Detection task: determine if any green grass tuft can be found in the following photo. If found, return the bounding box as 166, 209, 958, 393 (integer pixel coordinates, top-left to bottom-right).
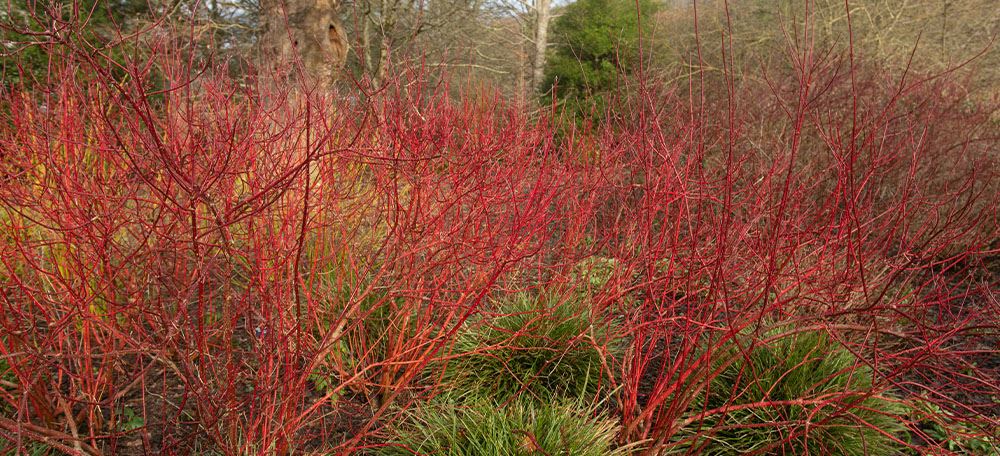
674, 329, 908, 455
374, 398, 632, 456
440, 291, 621, 403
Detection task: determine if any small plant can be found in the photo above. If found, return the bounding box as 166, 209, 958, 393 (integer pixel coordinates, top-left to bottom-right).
375, 397, 632, 456
909, 398, 998, 455
0, 443, 53, 456
440, 291, 621, 403
571, 256, 620, 293
672, 328, 908, 455
119, 406, 145, 432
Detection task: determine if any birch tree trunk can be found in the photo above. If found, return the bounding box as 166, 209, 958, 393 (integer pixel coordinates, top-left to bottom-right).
530, 0, 551, 93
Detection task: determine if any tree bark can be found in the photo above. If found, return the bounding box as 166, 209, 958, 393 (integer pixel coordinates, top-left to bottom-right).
517, 27, 527, 104
261, 0, 349, 89
530, 0, 551, 93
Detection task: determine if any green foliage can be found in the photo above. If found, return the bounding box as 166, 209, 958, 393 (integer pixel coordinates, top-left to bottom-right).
0, 443, 53, 456
306, 289, 393, 398
441, 291, 621, 403
0, 354, 10, 382
119, 406, 145, 432
1, 0, 150, 88
309, 285, 445, 403
0, 355, 12, 417
541, 0, 657, 123
910, 398, 999, 455
374, 398, 631, 456
345, 290, 439, 368
674, 329, 908, 455
344, 291, 400, 365
571, 256, 620, 292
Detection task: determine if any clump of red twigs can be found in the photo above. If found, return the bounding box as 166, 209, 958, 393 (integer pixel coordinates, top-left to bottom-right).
1, 3, 997, 455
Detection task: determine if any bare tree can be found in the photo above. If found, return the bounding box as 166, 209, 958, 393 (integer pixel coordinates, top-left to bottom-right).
456, 0, 553, 101
530, 0, 551, 92
348, 0, 484, 84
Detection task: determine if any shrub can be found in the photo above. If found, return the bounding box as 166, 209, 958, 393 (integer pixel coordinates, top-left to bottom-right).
440, 291, 622, 403
375, 398, 631, 456
336, 288, 446, 405
672, 329, 908, 455
542, 0, 658, 123
2, 0, 996, 453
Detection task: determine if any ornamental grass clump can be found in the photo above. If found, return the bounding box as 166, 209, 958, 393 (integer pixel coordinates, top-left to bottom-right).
375, 398, 631, 456
441, 291, 622, 403
674, 329, 908, 455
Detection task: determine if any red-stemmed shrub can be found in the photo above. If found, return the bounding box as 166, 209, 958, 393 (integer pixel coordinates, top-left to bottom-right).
0, 2, 996, 455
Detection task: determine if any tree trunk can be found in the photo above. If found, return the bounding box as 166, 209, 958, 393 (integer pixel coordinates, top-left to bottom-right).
362, 10, 374, 76
530, 0, 551, 93
375, 34, 391, 85
367, 0, 397, 85
261, 0, 349, 89
517, 28, 527, 104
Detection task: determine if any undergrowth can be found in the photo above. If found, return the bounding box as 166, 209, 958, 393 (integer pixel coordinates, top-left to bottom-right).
670, 328, 908, 455
440, 291, 622, 403
0, 0, 996, 454
374, 398, 631, 456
